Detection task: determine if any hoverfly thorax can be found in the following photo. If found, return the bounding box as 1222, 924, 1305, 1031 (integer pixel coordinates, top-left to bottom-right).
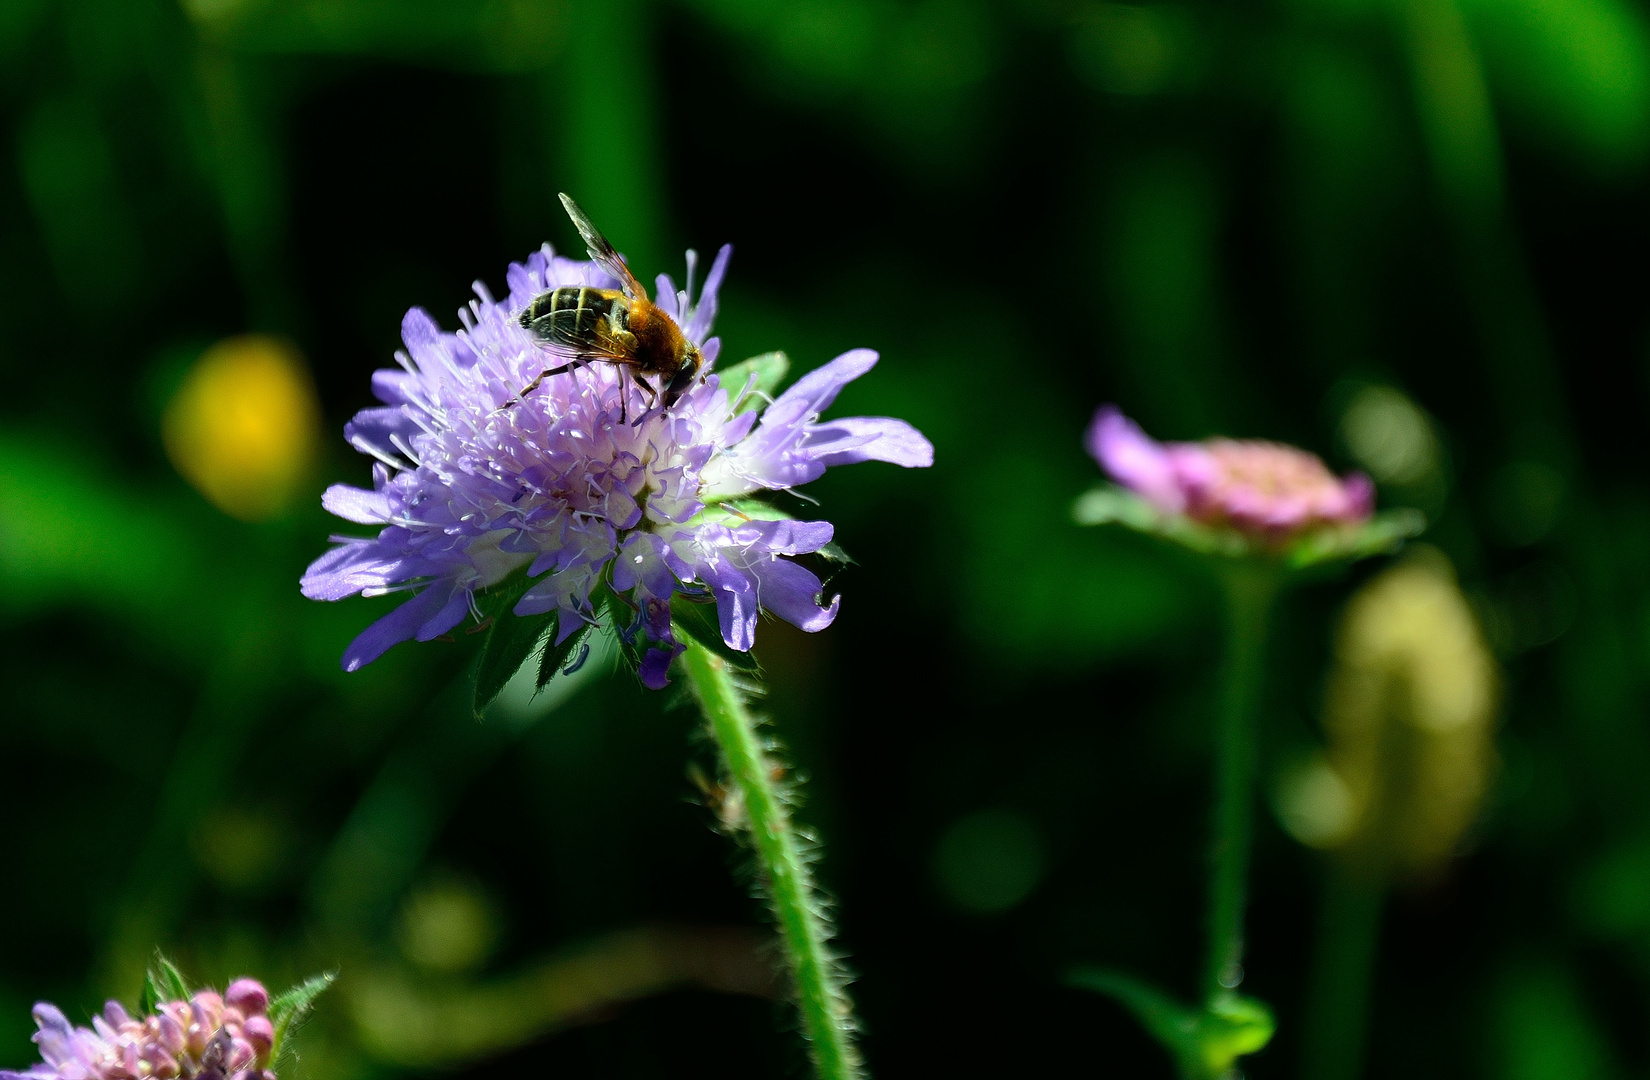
502, 194, 716, 423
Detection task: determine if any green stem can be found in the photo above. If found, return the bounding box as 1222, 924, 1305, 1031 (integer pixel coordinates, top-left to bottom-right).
1204, 565, 1278, 1002
1300, 865, 1385, 1080
680, 640, 861, 1080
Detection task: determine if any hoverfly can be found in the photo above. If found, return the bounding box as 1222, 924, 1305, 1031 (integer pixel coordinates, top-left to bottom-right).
507, 194, 706, 419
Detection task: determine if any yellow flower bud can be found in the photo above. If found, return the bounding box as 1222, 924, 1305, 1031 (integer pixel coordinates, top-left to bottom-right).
1278, 548, 1498, 881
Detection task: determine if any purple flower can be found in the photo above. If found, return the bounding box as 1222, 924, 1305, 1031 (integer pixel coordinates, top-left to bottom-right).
4, 982, 275, 1080
1087, 406, 1372, 540
303, 244, 933, 688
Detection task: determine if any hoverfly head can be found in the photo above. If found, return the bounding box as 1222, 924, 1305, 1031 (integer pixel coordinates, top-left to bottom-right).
663, 345, 702, 409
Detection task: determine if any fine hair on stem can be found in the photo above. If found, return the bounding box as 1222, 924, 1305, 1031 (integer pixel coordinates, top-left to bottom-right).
680, 639, 862, 1080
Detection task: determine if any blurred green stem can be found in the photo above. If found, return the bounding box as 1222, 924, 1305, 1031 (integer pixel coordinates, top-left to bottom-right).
1204, 565, 1278, 1002
1301, 866, 1385, 1080
680, 640, 861, 1080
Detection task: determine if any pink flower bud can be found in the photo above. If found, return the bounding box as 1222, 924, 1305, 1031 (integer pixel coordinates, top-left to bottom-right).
157, 1013, 186, 1056
241, 1017, 273, 1059
223, 982, 269, 1018
226, 1039, 255, 1072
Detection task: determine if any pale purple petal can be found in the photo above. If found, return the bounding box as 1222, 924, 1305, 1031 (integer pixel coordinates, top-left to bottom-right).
344, 405, 418, 461
301, 541, 423, 601
653, 273, 680, 321
747, 556, 839, 633
321, 484, 394, 524
1087, 405, 1185, 513
704, 561, 759, 652
415, 584, 471, 641
806, 417, 934, 468
683, 244, 732, 343
341, 582, 459, 672
733, 518, 834, 555
772, 348, 878, 414
372, 369, 416, 404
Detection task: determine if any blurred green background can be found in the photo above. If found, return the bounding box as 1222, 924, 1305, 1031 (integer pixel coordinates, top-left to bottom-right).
4, 0, 1650, 1075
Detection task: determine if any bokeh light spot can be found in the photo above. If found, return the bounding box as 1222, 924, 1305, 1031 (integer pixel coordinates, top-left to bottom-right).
933, 808, 1045, 914
398, 874, 502, 975
1340, 385, 1439, 486
1274, 754, 1357, 849
162, 335, 322, 522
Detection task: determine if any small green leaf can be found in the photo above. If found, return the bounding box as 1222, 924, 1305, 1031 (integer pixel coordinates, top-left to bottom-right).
1286, 508, 1427, 569
1071, 968, 1202, 1074
1075, 484, 1426, 571
141, 954, 192, 1014
816, 541, 854, 566
1069, 968, 1274, 1079
536, 619, 591, 691
269, 971, 335, 1054
475, 608, 555, 713
716, 351, 790, 413
1197, 992, 1275, 1075
724, 498, 795, 522
672, 595, 760, 673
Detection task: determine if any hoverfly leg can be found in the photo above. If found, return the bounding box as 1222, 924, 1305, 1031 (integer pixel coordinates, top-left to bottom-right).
616, 366, 630, 425
631, 376, 658, 427
497, 360, 579, 413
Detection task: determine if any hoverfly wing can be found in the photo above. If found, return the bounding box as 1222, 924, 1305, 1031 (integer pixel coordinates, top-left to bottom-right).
558, 193, 648, 301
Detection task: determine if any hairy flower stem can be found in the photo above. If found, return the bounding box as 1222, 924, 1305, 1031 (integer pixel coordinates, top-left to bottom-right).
1204, 565, 1278, 1003
680, 640, 861, 1080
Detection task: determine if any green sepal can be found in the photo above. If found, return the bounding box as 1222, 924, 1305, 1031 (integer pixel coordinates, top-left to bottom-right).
1072, 484, 1424, 570
717, 351, 790, 414
140, 953, 192, 1014
469, 569, 550, 715
594, 586, 647, 674
475, 608, 555, 713
536, 617, 591, 691
268, 972, 335, 1057
1069, 968, 1274, 1080
671, 594, 761, 673
1285, 507, 1425, 569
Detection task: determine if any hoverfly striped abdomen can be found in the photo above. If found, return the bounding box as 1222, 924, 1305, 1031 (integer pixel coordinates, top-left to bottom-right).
518, 285, 630, 350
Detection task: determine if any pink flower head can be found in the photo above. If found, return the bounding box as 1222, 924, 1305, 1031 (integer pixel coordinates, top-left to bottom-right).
1086, 406, 1373, 540
4, 982, 276, 1080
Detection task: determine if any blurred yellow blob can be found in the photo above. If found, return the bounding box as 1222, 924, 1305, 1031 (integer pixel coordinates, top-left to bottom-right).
397, 875, 501, 975
163, 335, 321, 521
1278, 548, 1498, 881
